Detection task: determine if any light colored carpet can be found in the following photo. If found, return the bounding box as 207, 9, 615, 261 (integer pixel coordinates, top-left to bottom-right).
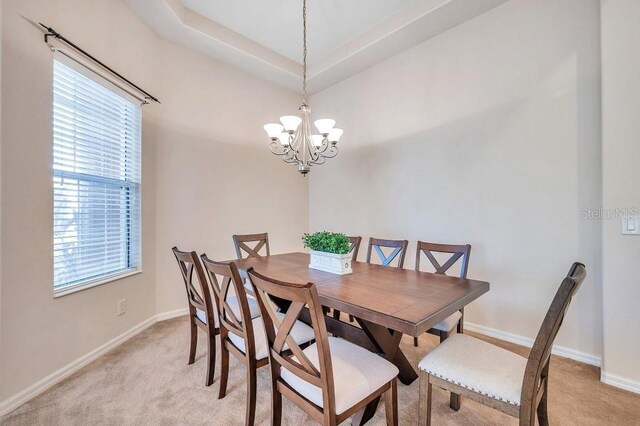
2, 316, 639, 425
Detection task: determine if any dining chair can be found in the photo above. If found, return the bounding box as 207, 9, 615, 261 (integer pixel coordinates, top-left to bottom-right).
331, 236, 362, 322
248, 267, 399, 426
414, 241, 472, 346
201, 256, 315, 426
347, 236, 362, 261
171, 247, 218, 386
418, 262, 586, 426
233, 233, 270, 259
366, 237, 409, 268
345, 237, 409, 324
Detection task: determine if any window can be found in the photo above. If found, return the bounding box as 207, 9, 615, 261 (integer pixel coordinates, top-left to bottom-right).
53, 56, 141, 294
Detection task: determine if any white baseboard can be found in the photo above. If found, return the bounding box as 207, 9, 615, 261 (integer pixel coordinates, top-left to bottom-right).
0, 315, 156, 417
601, 372, 640, 394
0, 309, 190, 418
465, 322, 602, 367
3, 313, 635, 418
155, 308, 189, 322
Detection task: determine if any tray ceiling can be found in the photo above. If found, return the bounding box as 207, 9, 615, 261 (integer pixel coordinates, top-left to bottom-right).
125, 0, 509, 93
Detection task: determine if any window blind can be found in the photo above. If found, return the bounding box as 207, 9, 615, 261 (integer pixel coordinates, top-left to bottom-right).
53, 57, 141, 292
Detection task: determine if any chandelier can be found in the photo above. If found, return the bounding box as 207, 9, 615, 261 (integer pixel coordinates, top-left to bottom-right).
263, 0, 343, 175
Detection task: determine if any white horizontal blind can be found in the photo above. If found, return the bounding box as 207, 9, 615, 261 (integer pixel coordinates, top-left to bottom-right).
53, 58, 141, 292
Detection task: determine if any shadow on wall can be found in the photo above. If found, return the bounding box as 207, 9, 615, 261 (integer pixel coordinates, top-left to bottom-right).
152, 122, 309, 313
308, 61, 601, 355
311, 92, 529, 246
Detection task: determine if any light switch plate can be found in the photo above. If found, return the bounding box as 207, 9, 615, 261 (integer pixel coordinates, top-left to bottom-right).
621, 217, 640, 235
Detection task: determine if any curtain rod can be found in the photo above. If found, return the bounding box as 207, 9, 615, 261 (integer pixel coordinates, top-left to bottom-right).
39, 23, 160, 104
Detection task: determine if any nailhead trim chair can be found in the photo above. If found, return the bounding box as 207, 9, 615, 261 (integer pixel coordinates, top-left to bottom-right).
418, 262, 586, 426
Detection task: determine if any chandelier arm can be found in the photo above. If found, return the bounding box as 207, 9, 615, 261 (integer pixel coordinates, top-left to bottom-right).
282, 147, 299, 161
276, 153, 291, 160
290, 149, 304, 163
309, 156, 327, 166
321, 145, 339, 159
313, 138, 330, 155
270, 143, 301, 162
268, 140, 300, 163
268, 141, 288, 155
280, 151, 299, 164
307, 138, 321, 161
308, 144, 338, 165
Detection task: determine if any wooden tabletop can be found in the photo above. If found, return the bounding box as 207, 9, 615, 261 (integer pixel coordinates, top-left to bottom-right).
233, 252, 489, 337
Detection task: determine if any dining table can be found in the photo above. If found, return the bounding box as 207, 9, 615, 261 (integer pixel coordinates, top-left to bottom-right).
233, 252, 490, 425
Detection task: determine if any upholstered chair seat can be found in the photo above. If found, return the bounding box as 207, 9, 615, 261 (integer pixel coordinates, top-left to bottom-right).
281, 336, 399, 415
418, 334, 527, 406
228, 312, 315, 360
195, 296, 260, 326
418, 262, 586, 426
431, 311, 463, 332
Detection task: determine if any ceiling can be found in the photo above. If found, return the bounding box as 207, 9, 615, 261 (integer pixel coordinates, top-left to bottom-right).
181, 0, 416, 63
125, 0, 509, 94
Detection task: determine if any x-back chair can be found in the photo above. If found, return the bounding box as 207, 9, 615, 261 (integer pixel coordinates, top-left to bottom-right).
171, 247, 218, 386
248, 268, 400, 425
418, 262, 586, 426
233, 233, 270, 259
366, 237, 409, 268
414, 241, 472, 346
200, 255, 313, 425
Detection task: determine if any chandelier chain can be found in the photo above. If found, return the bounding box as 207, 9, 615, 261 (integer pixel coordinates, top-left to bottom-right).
302, 0, 308, 106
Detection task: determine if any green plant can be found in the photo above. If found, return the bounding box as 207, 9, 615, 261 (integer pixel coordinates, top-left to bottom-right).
302, 231, 350, 255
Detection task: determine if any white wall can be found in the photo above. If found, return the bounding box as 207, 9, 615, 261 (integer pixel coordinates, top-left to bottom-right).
152, 35, 308, 314
309, 0, 602, 360
0, 0, 158, 402
0, 0, 307, 403
601, 0, 640, 389
3, 0, 638, 408
0, 0, 3, 397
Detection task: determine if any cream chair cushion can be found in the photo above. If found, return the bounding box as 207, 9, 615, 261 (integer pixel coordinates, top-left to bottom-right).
418, 334, 527, 406
195, 296, 261, 326
281, 337, 399, 415
431, 310, 462, 332
225, 285, 262, 319
228, 312, 315, 360
231, 295, 262, 319
195, 309, 218, 327
243, 278, 254, 293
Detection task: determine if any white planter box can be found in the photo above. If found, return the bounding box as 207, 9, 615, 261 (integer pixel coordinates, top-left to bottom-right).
309, 250, 353, 275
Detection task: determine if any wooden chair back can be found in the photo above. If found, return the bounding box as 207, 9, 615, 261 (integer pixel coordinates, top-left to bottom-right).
519, 262, 586, 424
347, 236, 362, 261
233, 233, 270, 259
247, 268, 337, 420
171, 247, 216, 327
415, 241, 471, 278
200, 256, 257, 360
366, 237, 409, 268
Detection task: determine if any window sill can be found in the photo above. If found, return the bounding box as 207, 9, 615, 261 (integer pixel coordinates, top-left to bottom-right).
53, 269, 143, 298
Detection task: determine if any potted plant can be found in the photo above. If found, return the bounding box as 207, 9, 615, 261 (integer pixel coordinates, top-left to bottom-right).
303, 231, 353, 275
